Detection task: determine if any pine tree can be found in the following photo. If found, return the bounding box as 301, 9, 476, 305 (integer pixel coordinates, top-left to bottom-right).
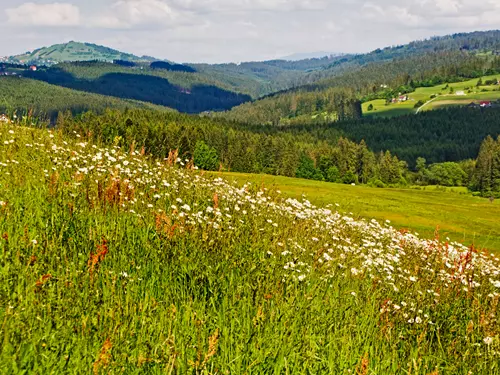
472, 136, 496, 195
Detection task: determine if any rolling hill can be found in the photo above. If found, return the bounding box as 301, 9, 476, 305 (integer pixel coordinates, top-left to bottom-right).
22, 62, 252, 113
0, 76, 172, 120
363, 74, 500, 118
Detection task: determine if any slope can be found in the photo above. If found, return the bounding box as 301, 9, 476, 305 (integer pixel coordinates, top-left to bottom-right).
1, 122, 499, 373
23, 62, 252, 114
0, 76, 171, 120
219, 30, 500, 125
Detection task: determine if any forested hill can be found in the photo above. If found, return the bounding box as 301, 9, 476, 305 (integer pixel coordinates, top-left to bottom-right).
0, 77, 172, 120
192, 31, 500, 98
190, 55, 346, 98
22, 62, 252, 114
303, 30, 500, 83
6, 30, 500, 118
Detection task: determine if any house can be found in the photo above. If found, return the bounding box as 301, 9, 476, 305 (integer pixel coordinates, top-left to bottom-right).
456, 91, 466, 96
29, 65, 37, 71
480, 101, 492, 108
398, 95, 408, 102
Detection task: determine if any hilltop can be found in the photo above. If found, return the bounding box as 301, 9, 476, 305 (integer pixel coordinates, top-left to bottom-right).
7, 41, 157, 65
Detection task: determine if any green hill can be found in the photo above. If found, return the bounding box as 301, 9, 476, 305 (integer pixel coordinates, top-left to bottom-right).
23, 61, 252, 113
220, 30, 500, 125
0, 76, 172, 120
10, 41, 156, 65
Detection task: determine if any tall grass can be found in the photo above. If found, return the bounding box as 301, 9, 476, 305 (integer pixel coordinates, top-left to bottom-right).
0, 123, 499, 374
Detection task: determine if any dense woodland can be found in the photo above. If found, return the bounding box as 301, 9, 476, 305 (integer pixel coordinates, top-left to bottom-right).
52, 109, 409, 186
221, 87, 362, 125
0, 77, 169, 120
24, 62, 250, 113
472, 135, 500, 196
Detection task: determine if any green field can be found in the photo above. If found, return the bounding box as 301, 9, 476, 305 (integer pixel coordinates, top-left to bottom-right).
214, 172, 500, 253
363, 75, 500, 117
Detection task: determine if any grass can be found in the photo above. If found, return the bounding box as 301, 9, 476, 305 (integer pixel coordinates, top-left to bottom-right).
363, 74, 500, 117
1, 123, 499, 373
215, 172, 500, 253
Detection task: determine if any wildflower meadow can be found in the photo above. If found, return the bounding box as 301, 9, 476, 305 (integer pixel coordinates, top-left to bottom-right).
0, 122, 499, 374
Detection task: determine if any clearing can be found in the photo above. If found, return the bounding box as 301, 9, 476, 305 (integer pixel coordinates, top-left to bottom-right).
363, 74, 500, 118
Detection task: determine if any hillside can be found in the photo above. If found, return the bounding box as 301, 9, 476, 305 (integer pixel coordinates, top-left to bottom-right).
222, 31, 500, 125
220, 172, 500, 252
363, 74, 500, 117
9, 41, 156, 65
6, 42, 344, 99
22, 62, 252, 113
0, 76, 172, 120
191, 56, 345, 98
1, 122, 499, 372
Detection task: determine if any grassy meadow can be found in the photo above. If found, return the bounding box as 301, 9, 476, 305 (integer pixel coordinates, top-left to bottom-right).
216, 172, 500, 253
1, 123, 500, 374
363, 74, 500, 118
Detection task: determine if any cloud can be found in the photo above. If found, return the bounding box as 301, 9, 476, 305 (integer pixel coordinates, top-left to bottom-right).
361, 0, 500, 30
170, 0, 328, 12
6, 2, 80, 27
93, 0, 179, 29
2, 0, 500, 63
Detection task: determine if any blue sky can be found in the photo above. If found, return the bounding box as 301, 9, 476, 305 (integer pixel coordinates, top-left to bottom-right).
2, 0, 499, 63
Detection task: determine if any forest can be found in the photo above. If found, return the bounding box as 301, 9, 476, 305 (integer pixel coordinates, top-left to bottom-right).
0, 77, 170, 120
23, 62, 251, 113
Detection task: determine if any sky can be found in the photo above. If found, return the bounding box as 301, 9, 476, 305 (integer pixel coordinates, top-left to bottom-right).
1, 0, 500, 63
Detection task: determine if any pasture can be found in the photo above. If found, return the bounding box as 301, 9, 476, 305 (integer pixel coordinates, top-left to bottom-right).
363, 74, 500, 117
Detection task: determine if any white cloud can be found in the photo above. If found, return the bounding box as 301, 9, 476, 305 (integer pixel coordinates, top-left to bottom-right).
170, 0, 327, 12
2, 0, 500, 62
6, 2, 80, 27
93, 0, 179, 29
